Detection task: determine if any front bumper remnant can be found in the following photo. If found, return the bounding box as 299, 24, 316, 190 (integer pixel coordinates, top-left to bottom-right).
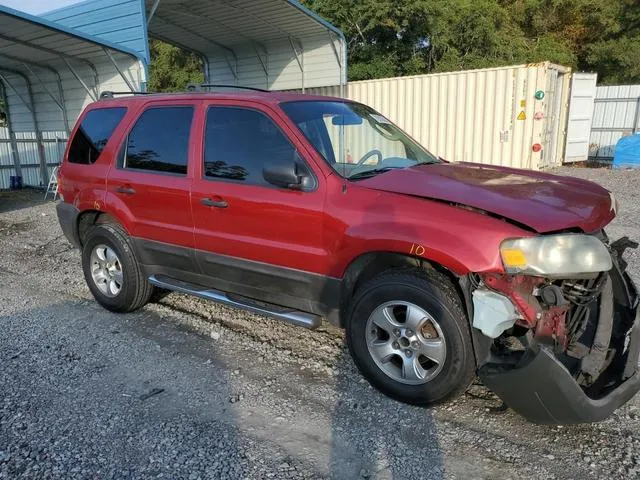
479, 335, 640, 424
479, 269, 640, 424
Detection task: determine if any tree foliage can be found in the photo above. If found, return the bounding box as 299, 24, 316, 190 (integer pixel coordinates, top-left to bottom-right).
302, 0, 640, 84
147, 40, 203, 92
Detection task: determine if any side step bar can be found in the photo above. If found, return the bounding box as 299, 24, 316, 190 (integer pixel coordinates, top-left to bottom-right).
148, 274, 322, 329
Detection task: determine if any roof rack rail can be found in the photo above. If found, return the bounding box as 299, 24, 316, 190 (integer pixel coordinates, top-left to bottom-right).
99, 91, 150, 99
185, 83, 269, 93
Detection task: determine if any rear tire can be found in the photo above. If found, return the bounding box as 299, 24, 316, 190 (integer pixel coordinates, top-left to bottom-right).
346, 268, 475, 406
82, 224, 154, 313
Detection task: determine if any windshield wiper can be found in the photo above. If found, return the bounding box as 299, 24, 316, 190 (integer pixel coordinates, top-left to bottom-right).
348, 167, 399, 180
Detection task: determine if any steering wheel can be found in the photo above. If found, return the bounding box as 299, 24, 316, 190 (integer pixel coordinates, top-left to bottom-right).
356, 149, 383, 166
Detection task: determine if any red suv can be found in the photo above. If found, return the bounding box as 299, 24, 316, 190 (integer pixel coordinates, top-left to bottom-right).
57, 88, 640, 424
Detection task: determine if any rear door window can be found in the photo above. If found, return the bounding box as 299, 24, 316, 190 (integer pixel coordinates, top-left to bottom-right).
124, 106, 194, 175
68, 107, 126, 164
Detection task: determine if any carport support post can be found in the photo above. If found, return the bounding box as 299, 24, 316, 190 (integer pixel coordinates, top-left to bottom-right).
253, 45, 269, 90
21, 63, 71, 134
1, 70, 48, 186
0, 81, 22, 178
289, 37, 304, 93
0, 53, 72, 135
55, 73, 71, 135
147, 0, 161, 25
103, 48, 137, 93
24, 77, 48, 187
152, 14, 238, 82
63, 59, 97, 102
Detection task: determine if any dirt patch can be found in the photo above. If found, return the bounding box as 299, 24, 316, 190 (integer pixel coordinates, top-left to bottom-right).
0, 219, 34, 236
0, 189, 48, 214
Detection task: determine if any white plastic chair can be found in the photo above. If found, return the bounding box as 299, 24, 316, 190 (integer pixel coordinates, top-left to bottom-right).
44, 166, 59, 200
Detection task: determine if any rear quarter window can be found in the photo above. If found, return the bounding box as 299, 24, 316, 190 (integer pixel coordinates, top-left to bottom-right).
68, 107, 126, 164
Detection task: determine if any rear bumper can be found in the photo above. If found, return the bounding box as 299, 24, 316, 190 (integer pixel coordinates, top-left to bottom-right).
56, 201, 80, 248
479, 268, 640, 424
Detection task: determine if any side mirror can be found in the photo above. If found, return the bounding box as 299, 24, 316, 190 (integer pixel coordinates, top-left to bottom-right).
263, 152, 314, 190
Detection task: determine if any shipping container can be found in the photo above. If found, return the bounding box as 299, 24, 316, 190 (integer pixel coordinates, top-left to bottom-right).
304, 62, 572, 170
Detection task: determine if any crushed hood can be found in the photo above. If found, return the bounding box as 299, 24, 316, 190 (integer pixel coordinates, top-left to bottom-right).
358, 162, 616, 233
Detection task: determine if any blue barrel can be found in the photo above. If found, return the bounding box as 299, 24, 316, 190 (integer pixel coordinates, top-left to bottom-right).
9, 176, 23, 189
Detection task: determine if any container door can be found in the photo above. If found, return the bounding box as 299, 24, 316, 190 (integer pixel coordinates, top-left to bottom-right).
539, 69, 569, 169
564, 73, 598, 163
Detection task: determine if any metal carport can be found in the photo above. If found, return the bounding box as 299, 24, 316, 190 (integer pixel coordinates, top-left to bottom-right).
43, 0, 347, 92
0, 5, 146, 188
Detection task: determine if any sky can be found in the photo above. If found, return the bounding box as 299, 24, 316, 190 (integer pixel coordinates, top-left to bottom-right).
0, 0, 83, 14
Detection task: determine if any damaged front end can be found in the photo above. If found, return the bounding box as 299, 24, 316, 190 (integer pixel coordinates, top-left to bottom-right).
468, 235, 640, 424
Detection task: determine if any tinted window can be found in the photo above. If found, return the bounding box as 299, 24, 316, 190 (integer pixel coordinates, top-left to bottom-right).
68, 107, 126, 164
204, 107, 296, 184
125, 106, 194, 175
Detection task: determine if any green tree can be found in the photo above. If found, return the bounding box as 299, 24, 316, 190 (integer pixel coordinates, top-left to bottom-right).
303, 0, 640, 84
583, 0, 640, 84
147, 40, 204, 92
304, 0, 434, 79
509, 0, 636, 83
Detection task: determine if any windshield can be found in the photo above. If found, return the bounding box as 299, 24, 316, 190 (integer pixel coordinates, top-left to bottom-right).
281, 101, 440, 179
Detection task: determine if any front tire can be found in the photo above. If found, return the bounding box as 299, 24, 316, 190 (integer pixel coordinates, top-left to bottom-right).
82, 224, 153, 313
346, 268, 475, 406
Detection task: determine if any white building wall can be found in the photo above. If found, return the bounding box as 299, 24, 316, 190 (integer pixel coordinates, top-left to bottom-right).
204, 37, 342, 91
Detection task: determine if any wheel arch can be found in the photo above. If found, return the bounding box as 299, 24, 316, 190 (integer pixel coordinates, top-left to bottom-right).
76, 210, 127, 247
337, 251, 462, 327
338, 251, 493, 368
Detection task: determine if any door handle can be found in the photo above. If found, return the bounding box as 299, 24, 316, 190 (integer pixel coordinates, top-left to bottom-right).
200, 197, 228, 208
115, 186, 136, 195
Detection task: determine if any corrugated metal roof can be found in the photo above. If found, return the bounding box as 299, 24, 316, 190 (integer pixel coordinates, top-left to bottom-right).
147, 0, 340, 48
42, 0, 347, 90
43, 0, 150, 63
0, 4, 146, 188
0, 4, 145, 64
0, 4, 146, 128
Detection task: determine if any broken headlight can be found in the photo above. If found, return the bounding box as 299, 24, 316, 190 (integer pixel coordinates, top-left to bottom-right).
500, 234, 612, 278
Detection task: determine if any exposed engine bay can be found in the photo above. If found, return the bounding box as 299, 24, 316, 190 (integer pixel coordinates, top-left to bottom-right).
473, 271, 614, 387
467, 235, 640, 423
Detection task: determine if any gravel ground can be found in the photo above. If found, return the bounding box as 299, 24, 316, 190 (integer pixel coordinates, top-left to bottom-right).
1, 166, 640, 479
